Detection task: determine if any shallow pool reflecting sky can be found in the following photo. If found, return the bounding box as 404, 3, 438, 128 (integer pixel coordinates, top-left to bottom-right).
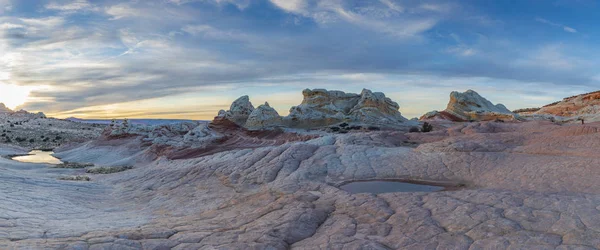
12, 150, 63, 165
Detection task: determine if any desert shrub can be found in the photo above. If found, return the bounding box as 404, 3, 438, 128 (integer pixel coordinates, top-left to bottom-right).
58, 175, 90, 181
339, 123, 349, 128
86, 166, 133, 174
29, 139, 34, 143
409, 126, 420, 133
54, 162, 94, 169
421, 122, 433, 133
368, 126, 380, 131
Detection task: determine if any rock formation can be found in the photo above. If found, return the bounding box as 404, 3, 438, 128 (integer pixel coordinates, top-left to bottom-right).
421, 89, 517, 121
347, 89, 408, 125
7, 120, 600, 249
0, 103, 12, 113
213, 88, 410, 130
284, 89, 360, 128
215, 95, 255, 126
519, 90, 600, 123
244, 102, 282, 130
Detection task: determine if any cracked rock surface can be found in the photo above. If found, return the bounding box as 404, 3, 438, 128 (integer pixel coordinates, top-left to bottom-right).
2, 120, 600, 249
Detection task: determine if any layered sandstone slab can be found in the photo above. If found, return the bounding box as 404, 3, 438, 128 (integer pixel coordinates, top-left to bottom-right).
421, 90, 517, 122
519, 90, 600, 123
214, 88, 411, 130
5, 121, 600, 249
245, 102, 283, 130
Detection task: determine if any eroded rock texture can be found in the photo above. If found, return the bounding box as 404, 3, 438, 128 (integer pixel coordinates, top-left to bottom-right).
216, 95, 255, 126
421, 90, 517, 122
245, 102, 283, 130
214, 89, 411, 130
519, 90, 600, 123
3, 120, 600, 249
285, 88, 408, 128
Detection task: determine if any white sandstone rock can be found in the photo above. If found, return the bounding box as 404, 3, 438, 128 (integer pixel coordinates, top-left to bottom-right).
244, 102, 282, 130
421, 89, 517, 121
217, 96, 255, 126
283, 88, 408, 128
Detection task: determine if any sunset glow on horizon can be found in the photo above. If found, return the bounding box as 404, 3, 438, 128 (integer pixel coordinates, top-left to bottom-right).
1, 0, 599, 119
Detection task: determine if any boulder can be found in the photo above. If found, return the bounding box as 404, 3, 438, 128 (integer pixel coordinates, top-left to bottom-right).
348, 89, 408, 125
215, 96, 255, 126
284, 89, 361, 128
284, 88, 408, 128
245, 102, 282, 130
421, 90, 517, 122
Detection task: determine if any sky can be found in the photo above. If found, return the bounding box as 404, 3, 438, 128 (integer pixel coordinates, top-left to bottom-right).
1, 0, 600, 120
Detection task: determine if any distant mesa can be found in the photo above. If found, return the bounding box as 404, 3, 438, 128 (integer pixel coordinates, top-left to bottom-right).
214, 88, 411, 130
0, 103, 46, 118
420, 89, 517, 122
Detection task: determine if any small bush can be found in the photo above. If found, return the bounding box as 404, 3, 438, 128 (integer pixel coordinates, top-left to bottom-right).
54, 162, 94, 169
58, 175, 90, 181
29, 139, 34, 143
409, 127, 420, 133
368, 126, 380, 131
86, 166, 133, 174
421, 122, 433, 133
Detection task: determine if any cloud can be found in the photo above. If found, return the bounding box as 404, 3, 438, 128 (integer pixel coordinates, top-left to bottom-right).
0, 22, 23, 30
45, 0, 98, 14
181, 25, 251, 41
105, 3, 145, 20
1, 0, 599, 120
267, 0, 438, 38
269, 0, 307, 14
0, 0, 11, 14
535, 17, 577, 33
169, 0, 251, 9
515, 44, 590, 71
379, 0, 404, 13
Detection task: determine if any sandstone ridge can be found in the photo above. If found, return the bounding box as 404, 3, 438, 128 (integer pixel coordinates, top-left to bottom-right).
521, 90, 600, 123
214, 88, 410, 130
421, 89, 517, 121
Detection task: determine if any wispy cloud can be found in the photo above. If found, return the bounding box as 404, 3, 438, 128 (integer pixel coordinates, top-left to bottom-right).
45, 0, 99, 14
535, 17, 577, 33
1, 0, 599, 119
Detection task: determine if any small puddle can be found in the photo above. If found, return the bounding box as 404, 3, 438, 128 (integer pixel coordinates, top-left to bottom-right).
11, 150, 63, 164
339, 180, 450, 194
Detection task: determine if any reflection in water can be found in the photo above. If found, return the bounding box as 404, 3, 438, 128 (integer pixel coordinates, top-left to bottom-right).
340, 180, 445, 194
12, 150, 63, 164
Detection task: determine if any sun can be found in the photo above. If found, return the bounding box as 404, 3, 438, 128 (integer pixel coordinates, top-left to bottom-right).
0, 83, 31, 110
